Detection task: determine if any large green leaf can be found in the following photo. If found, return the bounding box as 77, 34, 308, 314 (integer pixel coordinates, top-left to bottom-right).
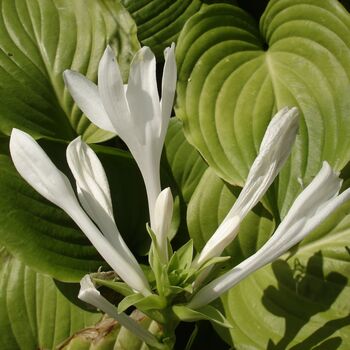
187, 167, 274, 265
163, 117, 208, 247
0, 0, 139, 143
222, 201, 350, 349
164, 118, 207, 205
0, 139, 149, 282
121, 0, 202, 58
0, 249, 102, 349
176, 0, 350, 216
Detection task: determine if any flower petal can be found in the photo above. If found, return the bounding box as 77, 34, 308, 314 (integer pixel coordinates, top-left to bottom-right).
79, 275, 159, 347
98, 46, 131, 137
194, 216, 240, 267
160, 43, 177, 141
66, 137, 141, 270
67, 137, 113, 219
10, 130, 151, 295
227, 107, 299, 220
63, 70, 115, 132
153, 187, 173, 263
10, 128, 77, 210
196, 107, 299, 263
187, 162, 350, 309
126, 46, 161, 144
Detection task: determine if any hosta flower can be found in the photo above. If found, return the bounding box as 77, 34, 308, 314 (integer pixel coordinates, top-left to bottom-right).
63, 44, 177, 231
10, 129, 151, 296
195, 107, 299, 266
188, 162, 350, 309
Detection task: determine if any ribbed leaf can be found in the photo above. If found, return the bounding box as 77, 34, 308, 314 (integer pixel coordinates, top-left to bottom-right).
0, 139, 149, 282
122, 0, 202, 58
176, 0, 350, 216
0, 0, 139, 143
0, 250, 101, 350
222, 201, 350, 349
164, 118, 207, 204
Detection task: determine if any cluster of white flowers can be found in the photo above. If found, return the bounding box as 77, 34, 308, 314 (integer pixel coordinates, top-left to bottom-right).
9, 44, 350, 345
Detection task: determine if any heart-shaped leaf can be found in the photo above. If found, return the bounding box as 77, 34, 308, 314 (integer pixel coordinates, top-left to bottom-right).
176, 0, 350, 216
0, 138, 149, 282
0, 0, 139, 142
221, 201, 350, 349
0, 249, 102, 349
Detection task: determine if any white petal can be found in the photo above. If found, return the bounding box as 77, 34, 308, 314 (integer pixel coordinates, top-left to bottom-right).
153, 187, 173, 262
195, 216, 240, 267
126, 46, 161, 145
63, 70, 115, 132
10, 129, 77, 211
98, 46, 131, 138
160, 43, 177, 141
79, 276, 158, 347
67, 137, 113, 219
226, 107, 299, 219
10, 130, 150, 295
66, 138, 141, 270
195, 107, 299, 262
187, 162, 350, 309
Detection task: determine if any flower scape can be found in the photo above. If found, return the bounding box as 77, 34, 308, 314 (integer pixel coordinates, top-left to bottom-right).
9, 44, 350, 349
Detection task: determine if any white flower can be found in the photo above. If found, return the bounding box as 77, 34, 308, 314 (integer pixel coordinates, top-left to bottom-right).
79, 275, 160, 348
153, 187, 173, 263
10, 129, 151, 296
66, 136, 146, 278
188, 162, 350, 309
195, 107, 299, 266
63, 44, 177, 230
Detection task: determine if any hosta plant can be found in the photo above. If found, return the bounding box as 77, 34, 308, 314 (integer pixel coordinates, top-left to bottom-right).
9, 42, 350, 349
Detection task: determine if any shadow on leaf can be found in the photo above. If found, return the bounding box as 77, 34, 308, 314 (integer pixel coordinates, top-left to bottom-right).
262, 251, 348, 350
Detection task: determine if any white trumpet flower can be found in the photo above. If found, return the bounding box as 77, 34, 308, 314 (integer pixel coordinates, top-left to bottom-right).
196, 107, 299, 266
10, 129, 151, 296
153, 187, 173, 263
79, 275, 160, 348
64, 44, 177, 230
66, 137, 146, 278
188, 162, 350, 309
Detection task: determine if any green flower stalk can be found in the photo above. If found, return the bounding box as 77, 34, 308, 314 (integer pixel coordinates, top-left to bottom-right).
9, 44, 350, 349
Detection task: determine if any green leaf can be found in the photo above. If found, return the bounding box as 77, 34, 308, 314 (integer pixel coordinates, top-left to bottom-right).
187, 168, 275, 266
222, 201, 350, 349
176, 0, 350, 216
173, 240, 194, 271
164, 118, 208, 205
118, 293, 167, 314
0, 250, 102, 350
93, 278, 134, 298
118, 293, 145, 313
163, 117, 208, 249
0, 0, 139, 142
0, 139, 149, 282
172, 305, 232, 329
122, 0, 202, 58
